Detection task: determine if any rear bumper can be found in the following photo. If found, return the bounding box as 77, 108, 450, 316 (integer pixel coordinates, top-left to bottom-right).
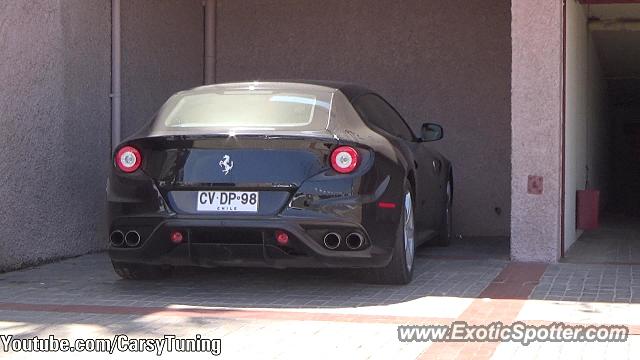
108, 216, 394, 269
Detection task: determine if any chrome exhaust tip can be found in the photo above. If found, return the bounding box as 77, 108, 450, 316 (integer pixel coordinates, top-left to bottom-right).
110, 230, 124, 247
323, 232, 341, 250
345, 233, 365, 250
124, 231, 141, 247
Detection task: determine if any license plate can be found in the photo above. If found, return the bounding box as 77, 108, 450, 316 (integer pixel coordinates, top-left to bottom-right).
196, 191, 259, 212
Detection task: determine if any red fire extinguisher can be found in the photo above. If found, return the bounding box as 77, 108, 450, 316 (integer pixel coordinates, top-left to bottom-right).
576, 166, 599, 231
576, 189, 599, 230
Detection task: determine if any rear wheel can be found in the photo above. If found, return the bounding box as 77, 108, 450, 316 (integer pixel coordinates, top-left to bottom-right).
434, 176, 453, 247
111, 261, 173, 280
361, 182, 415, 285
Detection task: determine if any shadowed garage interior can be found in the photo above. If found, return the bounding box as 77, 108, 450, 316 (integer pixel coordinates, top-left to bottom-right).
0, 0, 514, 271
121, 0, 512, 249
564, 2, 640, 263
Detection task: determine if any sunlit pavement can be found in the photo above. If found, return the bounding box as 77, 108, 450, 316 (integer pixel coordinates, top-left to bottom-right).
0, 253, 639, 359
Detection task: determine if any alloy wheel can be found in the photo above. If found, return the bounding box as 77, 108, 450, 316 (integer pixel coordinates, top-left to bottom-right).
403, 191, 415, 272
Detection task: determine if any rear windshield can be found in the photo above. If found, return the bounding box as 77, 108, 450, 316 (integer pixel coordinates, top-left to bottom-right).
159, 88, 333, 130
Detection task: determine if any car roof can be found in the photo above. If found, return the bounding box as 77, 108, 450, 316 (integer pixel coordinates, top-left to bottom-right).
272, 80, 372, 101
190, 80, 373, 103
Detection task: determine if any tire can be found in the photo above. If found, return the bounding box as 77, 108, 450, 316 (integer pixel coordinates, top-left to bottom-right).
361, 181, 415, 285
112, 261, 173, 280
434, 175, 453, 247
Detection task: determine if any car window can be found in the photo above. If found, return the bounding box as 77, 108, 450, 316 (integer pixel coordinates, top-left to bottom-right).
353, 94, 414, 140
161, 89, 332, 129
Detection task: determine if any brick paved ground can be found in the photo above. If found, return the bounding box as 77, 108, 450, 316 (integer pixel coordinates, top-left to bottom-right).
0, 254, 503, 309
531, 263, 640, 303
564, 216, 640, 264
0, 253, 639, 359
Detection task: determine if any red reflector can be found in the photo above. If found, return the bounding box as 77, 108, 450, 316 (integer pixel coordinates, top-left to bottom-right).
170, 231, 183, 244
378, 202, 397, 209
275, 230, 289, 246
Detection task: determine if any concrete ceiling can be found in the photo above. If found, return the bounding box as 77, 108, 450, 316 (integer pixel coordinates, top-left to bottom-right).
589, 4, 640, 79
587, 4, 640, 102
589, 4, 640, 20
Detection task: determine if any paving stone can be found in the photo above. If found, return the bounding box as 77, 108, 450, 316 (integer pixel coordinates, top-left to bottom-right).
531, 262, 640, 304
3, 253, 640, 359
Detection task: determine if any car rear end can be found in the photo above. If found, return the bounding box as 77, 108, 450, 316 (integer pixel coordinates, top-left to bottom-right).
107, 83, 403, 270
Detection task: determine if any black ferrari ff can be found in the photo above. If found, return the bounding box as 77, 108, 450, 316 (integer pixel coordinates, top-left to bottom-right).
107, 81, 452, 284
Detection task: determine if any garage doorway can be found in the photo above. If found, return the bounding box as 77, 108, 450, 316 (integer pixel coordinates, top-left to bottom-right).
563, 1, 640, 263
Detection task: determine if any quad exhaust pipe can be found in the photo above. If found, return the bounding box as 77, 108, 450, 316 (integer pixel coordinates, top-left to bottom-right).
345, 233, 365, 250
110, 230, 124, 247
111, 230, 141, 247
323, 232, 341, 250
323, 232, 365, 250
125, 231, 141, 247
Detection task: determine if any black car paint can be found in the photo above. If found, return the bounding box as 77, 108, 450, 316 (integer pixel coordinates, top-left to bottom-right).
107, 82, 450, 269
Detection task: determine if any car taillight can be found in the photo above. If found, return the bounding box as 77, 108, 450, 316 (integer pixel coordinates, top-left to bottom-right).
115, 146, 142, 173
331, 146, 359, 174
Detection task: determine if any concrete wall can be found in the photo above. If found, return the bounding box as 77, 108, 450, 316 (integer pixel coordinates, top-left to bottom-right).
213, 0, 512, 237
121, 0, 205, 138
564, 0, 609, 251
511, 0, 564, 262
0, 0, 111, 271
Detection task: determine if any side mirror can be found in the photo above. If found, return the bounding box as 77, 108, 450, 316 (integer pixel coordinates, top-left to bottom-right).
420, 123, 443, 142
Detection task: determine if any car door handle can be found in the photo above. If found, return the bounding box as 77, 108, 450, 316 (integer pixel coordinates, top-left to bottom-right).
432, 160, 442, 174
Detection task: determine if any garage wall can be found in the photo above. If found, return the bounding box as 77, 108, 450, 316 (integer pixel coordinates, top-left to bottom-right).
121, 0, 205, 138
213, 0, 512, 237
0, 0, 111, 271
564, 1, 609, 251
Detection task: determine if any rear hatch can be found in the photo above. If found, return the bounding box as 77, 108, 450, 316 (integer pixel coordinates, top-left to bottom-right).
136, 135, 336, 215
